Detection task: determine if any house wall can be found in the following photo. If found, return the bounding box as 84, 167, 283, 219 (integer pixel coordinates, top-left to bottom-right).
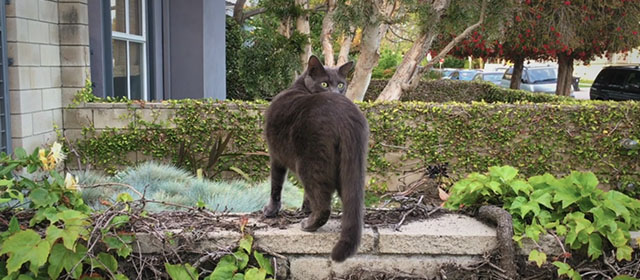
6, 0, 90, 151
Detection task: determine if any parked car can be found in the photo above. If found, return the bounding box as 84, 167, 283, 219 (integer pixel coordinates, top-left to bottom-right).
472, 71, 504, 86
446, 69, 481, 81
500, 66, 571, 94
590, 65, 640, 101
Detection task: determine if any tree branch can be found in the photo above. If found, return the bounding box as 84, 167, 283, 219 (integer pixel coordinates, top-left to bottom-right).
405, 0, 489, 90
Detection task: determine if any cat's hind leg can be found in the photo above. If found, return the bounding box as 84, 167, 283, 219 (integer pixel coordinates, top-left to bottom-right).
297, 166, 333, 232
263, 161, 287, 218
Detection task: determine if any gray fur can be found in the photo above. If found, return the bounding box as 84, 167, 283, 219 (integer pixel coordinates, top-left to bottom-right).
263, 55, 368, 262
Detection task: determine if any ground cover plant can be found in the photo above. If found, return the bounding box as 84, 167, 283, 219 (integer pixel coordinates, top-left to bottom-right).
445, 165, 640, 279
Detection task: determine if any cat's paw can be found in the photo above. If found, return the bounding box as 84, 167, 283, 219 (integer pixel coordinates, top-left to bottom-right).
300, 218, 320, 232
262, 202, 281, 218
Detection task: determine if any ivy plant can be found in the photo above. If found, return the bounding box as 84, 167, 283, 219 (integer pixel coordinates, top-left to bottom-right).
0, 144, 131, 279
445, 165, 640, 279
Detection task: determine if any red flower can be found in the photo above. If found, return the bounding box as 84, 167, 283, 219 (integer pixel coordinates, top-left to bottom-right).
564, 1, 571, 5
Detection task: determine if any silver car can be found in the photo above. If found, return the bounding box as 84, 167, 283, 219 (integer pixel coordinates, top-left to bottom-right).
500, 66, 567, 93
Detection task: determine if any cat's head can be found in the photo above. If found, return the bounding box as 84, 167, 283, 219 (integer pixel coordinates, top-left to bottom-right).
303, 55, 353, 95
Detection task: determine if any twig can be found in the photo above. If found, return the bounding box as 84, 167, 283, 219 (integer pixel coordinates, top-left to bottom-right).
393, 195, 423, 231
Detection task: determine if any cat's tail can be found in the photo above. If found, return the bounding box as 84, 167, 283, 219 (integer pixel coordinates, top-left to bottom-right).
331, 123, 368, 262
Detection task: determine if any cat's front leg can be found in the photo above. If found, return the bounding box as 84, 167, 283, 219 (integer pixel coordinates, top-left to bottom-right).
263, 162, 286, 218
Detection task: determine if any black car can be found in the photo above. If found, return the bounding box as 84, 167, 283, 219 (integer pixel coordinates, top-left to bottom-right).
590, 65, 640, 101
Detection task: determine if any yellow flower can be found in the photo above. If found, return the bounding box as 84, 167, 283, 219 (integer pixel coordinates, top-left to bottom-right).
50, 142, 66, 165
38, 148, 48, 167
64, 173, 79, 191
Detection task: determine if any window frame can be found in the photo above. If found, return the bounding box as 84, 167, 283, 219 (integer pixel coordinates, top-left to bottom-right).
0, 2, 10, 154
111, 0, 148, 100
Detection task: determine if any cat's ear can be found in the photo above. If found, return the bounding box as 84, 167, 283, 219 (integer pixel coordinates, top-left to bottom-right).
338, 61, 354, 77
307, 55, 326, 77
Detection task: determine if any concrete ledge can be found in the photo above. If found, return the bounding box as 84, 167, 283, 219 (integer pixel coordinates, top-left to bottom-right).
131, 214, 568, 279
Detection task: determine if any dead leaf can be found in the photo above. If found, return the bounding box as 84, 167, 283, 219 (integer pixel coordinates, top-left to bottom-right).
438, 187, 450, 201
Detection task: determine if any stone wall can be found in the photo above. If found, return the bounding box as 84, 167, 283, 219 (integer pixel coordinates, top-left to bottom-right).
7, 0, 89, 151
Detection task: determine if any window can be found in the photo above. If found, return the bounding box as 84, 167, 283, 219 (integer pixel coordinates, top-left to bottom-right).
609, 70, 629, 87
111, 0, 147, 100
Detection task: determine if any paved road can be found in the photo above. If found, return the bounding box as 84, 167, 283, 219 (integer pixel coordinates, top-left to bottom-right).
571, 87, 590, 100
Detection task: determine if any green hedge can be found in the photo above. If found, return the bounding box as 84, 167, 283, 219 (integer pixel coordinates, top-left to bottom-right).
67, 95, 640, 197
364, 80, 574, 103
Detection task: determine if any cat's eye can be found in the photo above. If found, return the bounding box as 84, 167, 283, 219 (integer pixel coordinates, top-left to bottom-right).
321, 82, 328, 88
337, 83, 344, 89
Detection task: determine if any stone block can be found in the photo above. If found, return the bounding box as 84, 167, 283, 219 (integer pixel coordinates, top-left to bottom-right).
59, 25, 89, 45
29, 67, 52, 89
290, 257, 331, 280
39, 0, 59, 23
10, 113, 33, 138
52, 109, 63, 129
136, 108, 176, 128
10, 90, 43, 114
60, 46, 89, 66
12, 134, 44, 153
254, 220, 376, 255
61, 87, 80, 107
133, 230, 242, 254
42, 88, 63, 110
330, 255, 480, 278
520, 234, 564, 256
8, 43, 40, 66
377, 214, 497, 255
6, 18, 29, 43
40, 45, 61, 66
13, 0, 38, 19
63, 108, 93, 129
49, 23, 59, 44
93, 108, 134, 129
63, 129, 84, 142
28, 20, 50, 44
51, 67, 62, 88
61, 67, 88, 87
59, 2, 88, 24
32, 110, 54, 135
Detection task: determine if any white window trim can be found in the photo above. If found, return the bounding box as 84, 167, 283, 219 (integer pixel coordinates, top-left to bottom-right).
112, 0, 148, 100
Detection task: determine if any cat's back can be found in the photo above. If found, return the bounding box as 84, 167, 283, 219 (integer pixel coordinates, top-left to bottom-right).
266, 90, 366, 132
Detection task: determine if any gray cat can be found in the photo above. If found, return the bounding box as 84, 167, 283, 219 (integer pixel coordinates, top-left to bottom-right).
263, 55, 369, 262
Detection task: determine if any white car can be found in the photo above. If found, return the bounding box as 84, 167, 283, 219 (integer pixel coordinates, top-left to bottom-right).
500, 66, 572, 94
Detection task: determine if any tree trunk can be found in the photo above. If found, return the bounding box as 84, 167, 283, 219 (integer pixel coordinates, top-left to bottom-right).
477, 205, 518, 280
321, 0, 337, 66
296, 0, 312, 71
510, 57, 524, 90
278, 17, 291, 38
345, 21, 389, 101
376, 32, 436, 101
233, 0, 247, 23
377, 0, 488, 101
337, 28, 354, 65
556, 54, 574, 96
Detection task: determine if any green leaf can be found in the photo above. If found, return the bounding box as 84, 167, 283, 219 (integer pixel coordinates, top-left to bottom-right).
97, 252, 118, 272
28, 188, 59, 208
487, 181, 503, 195
613, 276, 638, 280
553, 186, 581, 209
607, 228, 628, 248
520, 199, 541, 218
570, 171, 598, 193
13, 148, 27, 159
254, 251, 274, 275
530, 190, 553, 209
510, 179, 533, 195
489, 165, 518, 182
165, 263, 199, 280
48, 243, 87, 279
587, 234, 602, 260
0, 179, 13, 187
102, 235, 134, 258
7, 217, 20, 235
109, 215, 131, 228
114, 274, 129, 280
209, 255, 238, 280
244, 267, 267, 280
0, 229, 52, 275
555, 225, 567, 236
616, 245, 633, 261
234, 251, 249, 271
528, 250, 547, 267
553, 261, 581, 280
0, 163, 19, 177
239, 234, 253, 254
47, 210, 90, 250
117, 193, 134, 203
